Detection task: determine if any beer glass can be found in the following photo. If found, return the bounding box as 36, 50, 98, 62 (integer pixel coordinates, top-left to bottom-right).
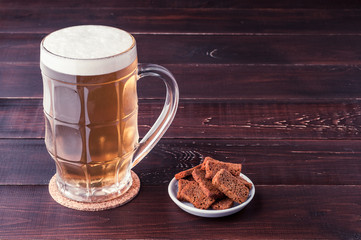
40, 25, 179, 202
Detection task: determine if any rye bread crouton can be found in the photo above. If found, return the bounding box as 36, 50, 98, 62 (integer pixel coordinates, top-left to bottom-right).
211, 198, 234, 210
200, 156, 213, 170
177, 180, 215, 209
174, 164, 202, 180
192, 168, 224, 199
212, 169, 250, 204
239, 176, 253, 190
177, 179, 192, 201
204, 158, 242, 179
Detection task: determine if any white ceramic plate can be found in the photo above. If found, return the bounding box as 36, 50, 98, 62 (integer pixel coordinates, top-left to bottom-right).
168, 173, 255, 218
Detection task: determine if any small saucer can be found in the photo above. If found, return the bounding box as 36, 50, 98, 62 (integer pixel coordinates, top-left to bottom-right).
168, 173, 255, 218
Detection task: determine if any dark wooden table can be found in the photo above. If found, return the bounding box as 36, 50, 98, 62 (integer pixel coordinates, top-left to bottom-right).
1, 0, 361, 239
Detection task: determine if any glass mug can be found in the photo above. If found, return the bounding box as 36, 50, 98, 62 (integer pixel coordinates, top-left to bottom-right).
40, 25, 179, 202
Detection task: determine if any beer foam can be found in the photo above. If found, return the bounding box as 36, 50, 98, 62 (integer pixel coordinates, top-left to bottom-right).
41, 25, 137, 76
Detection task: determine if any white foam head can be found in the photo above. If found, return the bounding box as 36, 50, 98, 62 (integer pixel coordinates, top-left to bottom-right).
40, 25, 137, 76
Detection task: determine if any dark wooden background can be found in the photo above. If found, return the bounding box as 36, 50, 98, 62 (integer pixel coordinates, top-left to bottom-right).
1, 0, 361, 239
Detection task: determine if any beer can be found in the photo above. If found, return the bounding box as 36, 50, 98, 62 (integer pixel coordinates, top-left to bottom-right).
41, 26, 139, 202
41, 25, 179, 204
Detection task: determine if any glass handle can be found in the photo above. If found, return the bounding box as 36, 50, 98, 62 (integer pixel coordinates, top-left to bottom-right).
131, 63, 179, 168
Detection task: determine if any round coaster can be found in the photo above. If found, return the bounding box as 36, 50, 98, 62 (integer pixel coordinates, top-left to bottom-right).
49, 171, 140, 211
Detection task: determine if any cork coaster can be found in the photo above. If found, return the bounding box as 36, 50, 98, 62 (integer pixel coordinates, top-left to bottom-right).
49, 171, 140, 211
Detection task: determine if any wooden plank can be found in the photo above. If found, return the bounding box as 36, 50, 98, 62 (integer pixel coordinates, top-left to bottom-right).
2, 34, 361, 64
0, 99, 44, 139
3, 63, 361, 99
1, 138, 361, 185
0, 185, 359, 239
1, 8, 361, 34
1, 0, 361, 9
2, 99, 361, 140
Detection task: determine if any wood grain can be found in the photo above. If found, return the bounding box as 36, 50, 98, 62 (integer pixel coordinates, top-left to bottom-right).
2, 99, 361, 140
2, 34, 361, 64
0, 185, 359, 239
3, 63, 361, 99
1, 0, 361, 9
1, 8, 361, 34
1, 138, 361, 186
1, 1, 361, 239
